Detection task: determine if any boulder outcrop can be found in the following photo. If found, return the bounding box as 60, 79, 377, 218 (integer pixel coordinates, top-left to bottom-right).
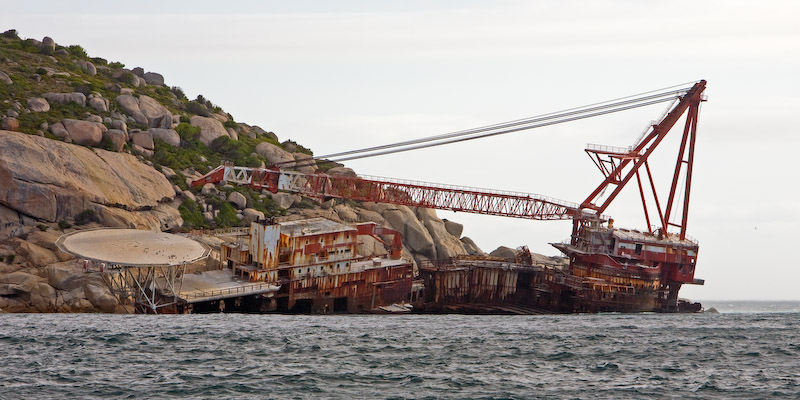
143, 72, 164, 86
0, 130, 177, 230
130, 131, 154, 150
149, 128, 180, 147
103, 129, 127, 152
0, 71, 12, 85
61, 119, 103, 146
1, 117, 18, 131
138, 95, 172, 128
42, 92, 86, 107
116, 95, 148, 125
189, 116, 228, 146
255, 142, 293, 166
87, 95, 109, 113
416, 208, 467, 259
77, 60, 96, 76
26, 97, 50, 112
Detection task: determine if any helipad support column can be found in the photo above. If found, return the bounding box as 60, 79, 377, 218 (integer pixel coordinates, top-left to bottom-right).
56, 228, 211, 314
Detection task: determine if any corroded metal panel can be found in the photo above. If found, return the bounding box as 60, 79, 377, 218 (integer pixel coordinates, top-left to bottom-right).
249, 222, 280, 269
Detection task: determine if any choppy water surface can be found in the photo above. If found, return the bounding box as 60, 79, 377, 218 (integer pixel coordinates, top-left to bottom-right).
1, 305, 799, 399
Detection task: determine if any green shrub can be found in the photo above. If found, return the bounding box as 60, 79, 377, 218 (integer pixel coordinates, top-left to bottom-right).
214, 202, 240, 228
0, 256, 4, 262
21, 39, 41, 53
108, 61, 124, 69
296, 197, 320, 209
170, 86, 187, 101
35, 67, 47, 75
175, 123, 200, 142
36, 224, 48, 231
58, 220, 72, 230
223, 117, 238, 130
5, 255, 14, 264
75, 209, 98, 225
98, 135, 118, 152
178, 198, 208, 229
90, 57, 107, 65
1, 29, 19, 39
282, 140, 313, 156
185, 101, 210, 117
67, 44, 88, 59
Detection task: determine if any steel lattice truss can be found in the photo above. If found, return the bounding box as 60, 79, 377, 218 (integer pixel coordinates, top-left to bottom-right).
192, 81, 706, 228
195, 165, 588, 221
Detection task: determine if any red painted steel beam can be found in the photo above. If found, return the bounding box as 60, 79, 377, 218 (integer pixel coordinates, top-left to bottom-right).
580, 80, 706, 217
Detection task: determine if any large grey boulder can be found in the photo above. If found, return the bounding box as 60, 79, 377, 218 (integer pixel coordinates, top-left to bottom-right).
489, 246, 517, 261
0, 130, 177, 229
327, 167, 357, 178
137, 95, 171, 128
110, 119, 128, 135
250, 125, 279, 142
356, 208, 387, 225
228, 191, 247, 209
62, 119, 103, 146
189, 116, 228, 146
84, 283, 119, 313
49, 122, 68, 138
143, 72, 164, 86
0, 71, 12, 85
255, 142, 293, 166
27, 97, 50, 112
149, 128, 180, 147
115, 95, 148, 125
358, 235, 388, 258
130, 131, 154, 150
416, 208, 467, 259
88, 96, 109, 113
77, 60, 96, 76
443, 219, 464, 238
41, 36, 55, 53
1, 117, 18, 131
45, 263, 86, 291
333, 204, 359, 222
242, 208, 264, 223
42, 92, 86, 107
272, 193, 296, 209
226, 127, 238, 141
14, 239, 58, 267
103, 129, 126, 152
381, 205, 437, 259
460, 237, 486, 256
292, 152, 317, 174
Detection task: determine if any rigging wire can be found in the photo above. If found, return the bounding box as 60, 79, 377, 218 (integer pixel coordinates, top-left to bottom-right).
273, 81, 699, 170
312, 81, 699, 161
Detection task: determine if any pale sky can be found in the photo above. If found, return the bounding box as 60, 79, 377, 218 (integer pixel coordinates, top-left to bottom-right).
4, 1, 799, 300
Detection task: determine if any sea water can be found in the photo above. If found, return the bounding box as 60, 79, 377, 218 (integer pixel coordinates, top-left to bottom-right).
1, 301, 798, 399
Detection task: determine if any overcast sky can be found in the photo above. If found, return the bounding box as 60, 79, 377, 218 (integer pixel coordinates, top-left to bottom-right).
4, 1, 799, 300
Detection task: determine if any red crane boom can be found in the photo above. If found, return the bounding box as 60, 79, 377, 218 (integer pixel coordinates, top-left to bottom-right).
193, 80, 705, 232
192, 166, 589, 221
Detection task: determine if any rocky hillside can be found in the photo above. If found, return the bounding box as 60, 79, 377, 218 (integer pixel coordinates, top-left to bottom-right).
0, 29, 507, 313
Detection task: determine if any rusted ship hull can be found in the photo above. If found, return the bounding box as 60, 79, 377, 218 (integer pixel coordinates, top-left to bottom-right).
275, 262, 414, 313
414, 257, 701, 314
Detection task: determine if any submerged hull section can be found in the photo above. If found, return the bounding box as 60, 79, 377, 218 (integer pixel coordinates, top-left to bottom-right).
416, 258, 700, 314
415, 224, 703, 314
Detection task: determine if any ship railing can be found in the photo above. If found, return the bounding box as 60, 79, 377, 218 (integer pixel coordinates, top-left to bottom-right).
188, 227, 250, 238
181, 282, 276, 300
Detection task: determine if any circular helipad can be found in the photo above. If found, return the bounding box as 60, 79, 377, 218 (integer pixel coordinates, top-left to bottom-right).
57, 229, 210, 266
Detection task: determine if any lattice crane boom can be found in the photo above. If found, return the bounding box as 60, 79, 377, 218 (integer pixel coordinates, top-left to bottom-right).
192, 164, 591, 221
192, 80, 706, 232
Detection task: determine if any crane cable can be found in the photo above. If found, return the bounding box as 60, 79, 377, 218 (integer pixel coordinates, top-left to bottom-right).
274, 81, 700, 170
